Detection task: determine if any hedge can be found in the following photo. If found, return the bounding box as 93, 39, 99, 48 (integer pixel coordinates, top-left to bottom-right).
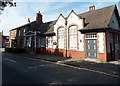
5, 48, 25, 53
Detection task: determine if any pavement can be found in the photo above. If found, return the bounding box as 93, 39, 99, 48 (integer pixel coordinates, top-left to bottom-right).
9, 52, 120, 65
12, 53, 70, 62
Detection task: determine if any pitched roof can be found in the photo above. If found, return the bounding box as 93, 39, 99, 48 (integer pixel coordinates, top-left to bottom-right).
78, 5, 116, 29
10, 21, 36, 31
25, 5, 119, 35
43, 5, 117, 34
32, 20, 56, 35
44, 20, 56, 35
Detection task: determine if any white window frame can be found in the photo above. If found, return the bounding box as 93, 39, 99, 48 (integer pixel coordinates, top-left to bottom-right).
23, 29, 26, 33
19, 30, 20, 36
26, 37, 29, 47
14, 31, 16, 37
69, 26, 77, 49
29, 37, 31, 47
58, 27, 64, 49
48, 36, 53, 48
85, 33, 97, 39
26, 37, 31, 47
24, 37, 26, 47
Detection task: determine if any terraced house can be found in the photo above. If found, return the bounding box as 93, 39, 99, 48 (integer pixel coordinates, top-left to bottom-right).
0, 31, 9, 48
10, 5, 120, 62
9, 15, 41, 48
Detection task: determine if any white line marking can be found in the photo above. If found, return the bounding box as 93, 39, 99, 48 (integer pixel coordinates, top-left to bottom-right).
4, 58, 16, 63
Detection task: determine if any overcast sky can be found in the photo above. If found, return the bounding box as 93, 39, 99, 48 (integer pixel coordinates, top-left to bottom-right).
0, 0, 119, 35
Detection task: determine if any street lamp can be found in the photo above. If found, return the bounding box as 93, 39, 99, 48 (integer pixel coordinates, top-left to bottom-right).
65, 20, 67, 57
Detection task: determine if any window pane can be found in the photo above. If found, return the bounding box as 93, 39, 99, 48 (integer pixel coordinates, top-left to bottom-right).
93, 53, 97, 57
88, 45, 90, 49
86, 33, 97, 39
69, 26, 77, 49
88, 52, 90, 56
48, 37, 53, 48
58, 28, 64, 48
94, 45, 96, 50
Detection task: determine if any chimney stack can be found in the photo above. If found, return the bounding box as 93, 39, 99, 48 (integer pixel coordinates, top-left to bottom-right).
81, 17, 85, 28
89, 5, 95, 11
28, 18, 31, 22
36, 11, 43, 24
2, 31, 3, 35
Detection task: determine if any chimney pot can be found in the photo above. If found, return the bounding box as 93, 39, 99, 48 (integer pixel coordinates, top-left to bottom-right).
28, 18, 30, 22
89, 5, 95, 11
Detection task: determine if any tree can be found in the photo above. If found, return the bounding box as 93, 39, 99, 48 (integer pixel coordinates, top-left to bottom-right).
0, 0, 16, 14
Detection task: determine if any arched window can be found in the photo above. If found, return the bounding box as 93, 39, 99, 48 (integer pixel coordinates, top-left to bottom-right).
69, 26, 77, 49
58, 27, 64, 48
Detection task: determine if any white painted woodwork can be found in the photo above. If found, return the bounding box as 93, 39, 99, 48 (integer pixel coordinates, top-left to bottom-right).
98, 32, 104, 53
67, 11, 84, 51
54, 15, 65, 49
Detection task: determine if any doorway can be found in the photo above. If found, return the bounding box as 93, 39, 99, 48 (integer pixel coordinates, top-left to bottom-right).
86, 33, 97, 59
31, 37, 35, 53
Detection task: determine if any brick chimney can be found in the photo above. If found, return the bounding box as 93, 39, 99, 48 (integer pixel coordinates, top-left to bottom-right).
81, 17, 85, 28
28, 18, 31, 22
36, 11, 43, 24
89, 6, 95, 11
2, 31, 3, 35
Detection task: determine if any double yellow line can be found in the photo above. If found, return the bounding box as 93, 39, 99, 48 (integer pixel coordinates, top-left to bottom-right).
24, 56, 120, 78
6, 53, 120, 78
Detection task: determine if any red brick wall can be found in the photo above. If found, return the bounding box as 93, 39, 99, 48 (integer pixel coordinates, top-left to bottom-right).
67, 50, 85, 58
35, 47, 86, 59
25, 47, 32, 53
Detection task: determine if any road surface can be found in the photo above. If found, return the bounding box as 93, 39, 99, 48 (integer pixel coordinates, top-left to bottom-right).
2, 53, 120, 85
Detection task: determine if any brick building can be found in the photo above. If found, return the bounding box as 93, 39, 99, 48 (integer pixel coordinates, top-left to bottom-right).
0, 31, 9, 48
0, 31, 3, 48
10, 5, 120, 62
9, 29, 17, 48
2, 36, 9, 48
9, 21, 38, 48
9, 11, 42, 48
